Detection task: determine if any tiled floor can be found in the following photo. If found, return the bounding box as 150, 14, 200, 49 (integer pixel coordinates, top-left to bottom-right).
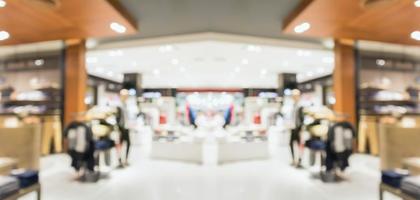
20, 142, 399, 200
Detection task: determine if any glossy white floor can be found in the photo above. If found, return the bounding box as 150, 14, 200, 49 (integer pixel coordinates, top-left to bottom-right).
22, 140, 399, 200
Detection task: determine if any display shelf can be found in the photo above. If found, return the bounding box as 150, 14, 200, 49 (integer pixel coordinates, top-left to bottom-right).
359, 100, 419, 106
1, 100, 60, 105
0, 111, 61, 116
360, 112, 420, 116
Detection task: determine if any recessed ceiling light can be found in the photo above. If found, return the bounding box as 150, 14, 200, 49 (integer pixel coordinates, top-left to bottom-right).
0, 0, 6, 8
0, 31, 10, 41
306, 72, 313, 77
316, 68, 325, 73
323, 39, 335, 49
376, 59, 386, 66
153, 69, 160, 75
159, 45, 174, 53
95, 67, 104, 73
297, 74, 304, 80
34, 59, 44, 66
86, 39, 98, 49
411, 31, 420, 41
235, 66, 241, 72
109, 22, 126, 34
260, 69, 267, 75
294, 22, 311, 34
297, 50, 311, 57
241, 59, 249, 65
171, 59, 179, 65
107, 71, 114, 77
415, 0, 420, 7
86, 57, 98, 64
245, 45, 262, 52
109, 50, 123, 56
322, 57, 334, 64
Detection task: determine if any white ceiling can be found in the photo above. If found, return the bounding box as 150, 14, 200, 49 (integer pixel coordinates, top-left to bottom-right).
86, 37, 334, 88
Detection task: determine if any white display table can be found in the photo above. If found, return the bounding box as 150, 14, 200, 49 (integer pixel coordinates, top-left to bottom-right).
217, 141, 269, 164
150, 141, 203, 164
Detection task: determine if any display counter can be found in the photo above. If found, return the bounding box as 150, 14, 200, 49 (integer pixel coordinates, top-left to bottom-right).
217, 140, 269, 164
151, 140, 204, 164
0, 125, 41, 170
358, 114, 420, 155
0, 114, 62, 155
379, 124, 420, 171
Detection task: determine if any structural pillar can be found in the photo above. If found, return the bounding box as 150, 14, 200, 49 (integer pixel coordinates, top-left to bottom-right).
333, 39, 357, 126
64, 39, 87, 126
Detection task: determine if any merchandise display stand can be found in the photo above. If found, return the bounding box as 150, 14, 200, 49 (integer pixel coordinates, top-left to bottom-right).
4, 183, 41, 200
379, 183, 416, 200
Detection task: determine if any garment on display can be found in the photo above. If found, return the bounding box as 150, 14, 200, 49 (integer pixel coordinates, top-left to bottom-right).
382, 169, 410, 188
401, 176, 420, 199
65, 121, 95, 172
325, 121, 355, 171
0, 176, 19, 199
10, 169, 39, 188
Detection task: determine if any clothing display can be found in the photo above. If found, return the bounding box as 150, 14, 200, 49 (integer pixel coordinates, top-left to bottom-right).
325, 121, 355, 171
401, 176, 420, 199
10, 169, 39, 188
0, 176, 19, 199
223, 104, 234, 127
41, 116, 62, 155
64, 121, 95, 171
382, 169, 410, 188
358, 115, 379, 155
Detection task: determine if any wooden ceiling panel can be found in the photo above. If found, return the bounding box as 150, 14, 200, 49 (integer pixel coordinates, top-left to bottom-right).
0, 0, 138, 46
283, 0, 420, 46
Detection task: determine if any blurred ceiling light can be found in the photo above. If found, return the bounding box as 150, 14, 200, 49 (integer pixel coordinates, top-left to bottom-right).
317, 68, 325, 73
294, 22, 311, 34
376, 59, 386, 66
109, 22, 126, 33
95, 67, 104, 73
260, 69, 267, 75
153, 69, 160, 75
86, 39, 98, 49
171, 59, 179, 65
415, 0, 420, 7
322, 57, 334, 64
109, 50, 123, 56
241, 59, 249, 65
107, 71, 114, 77
297, 74, 304, 80
411, 31, 420, 41
34, 59, 45, 66
297, 50, 311, 56
246, 45, 261, 52
0, 0, 6, 8
306, 72, 313, 77
86, 57, 98, 64
0, 31, 10, 41
159, 45, 174, 53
